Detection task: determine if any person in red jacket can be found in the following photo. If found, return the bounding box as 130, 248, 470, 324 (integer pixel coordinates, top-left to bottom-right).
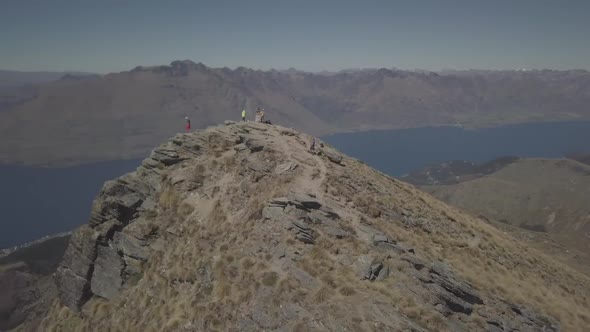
185, 117, 191, 132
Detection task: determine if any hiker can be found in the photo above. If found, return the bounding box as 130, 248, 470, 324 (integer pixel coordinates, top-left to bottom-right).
185, 117, 191, 132
255, 108, 263, 122
241, 109, 246, 122
310, 138, 316, 151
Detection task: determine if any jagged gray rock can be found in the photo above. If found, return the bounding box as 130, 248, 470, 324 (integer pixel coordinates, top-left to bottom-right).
321, 148, 343, 165
274, 162, 298, 175
429, 263, 484, 306
112, 232, 147, 261
245, 138, 265, 152
319, 206, 340, 219
322, 223, 350, 239
53, 226, 96, 310
55, 142, 160, 309
376, 266, 390, 281
150, 146, 185, 165
296, 233, 315, 244
287, 192, 321, 210
245, 153, 273, 173
54, 268, 90, 311
426, 282, 475, 315
233, 143, 248, 152
269, 197, 289, 207
88, 175, 154, 227
373, 235, 415, 254
262, 206, 287, 220
90, 246, 123, 300
291, 221, 315, 244
363, 262, 384, 281
401, 255, 426, 270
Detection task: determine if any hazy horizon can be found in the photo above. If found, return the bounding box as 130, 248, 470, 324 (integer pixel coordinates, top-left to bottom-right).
2, 62, 589, 76
1, 0, 590, 73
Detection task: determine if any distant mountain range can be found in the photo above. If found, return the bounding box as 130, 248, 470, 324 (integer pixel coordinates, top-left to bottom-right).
0, 70, 98, 114
1, 61, 590, 165
0, 70, 96, 89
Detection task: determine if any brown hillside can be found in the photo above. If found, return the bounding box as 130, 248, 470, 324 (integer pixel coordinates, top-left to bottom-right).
421, 158, 590, 274
16, 123, 590, 331
568, 153, 590, 166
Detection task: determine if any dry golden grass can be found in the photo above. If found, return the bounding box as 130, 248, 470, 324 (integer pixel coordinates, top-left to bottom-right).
158, 181, 179, 210
144, 209, 158, 219
291, 321, 307, 332
277, 277, 298, 295
261, 271, 279, 287
190, 164, 207, 186
313, 286, 333, 303
353, 194, 381, 218
339, 285, 356, 296
324, 157, 590, 331
223, 155, 236, 169
177, 202, 195, 218
311, 167, 321, 180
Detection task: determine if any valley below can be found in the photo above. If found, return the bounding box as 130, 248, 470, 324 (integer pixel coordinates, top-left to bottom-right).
403, 157, 590, 276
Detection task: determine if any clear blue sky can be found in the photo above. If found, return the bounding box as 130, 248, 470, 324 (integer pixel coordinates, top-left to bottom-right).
1, 0, 589, 73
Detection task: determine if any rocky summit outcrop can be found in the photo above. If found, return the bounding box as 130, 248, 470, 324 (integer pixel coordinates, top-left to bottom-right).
32, 122, 589, 331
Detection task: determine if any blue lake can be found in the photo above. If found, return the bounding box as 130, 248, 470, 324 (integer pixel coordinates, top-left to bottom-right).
0, 159, 141, 249
323, 121, 590, 176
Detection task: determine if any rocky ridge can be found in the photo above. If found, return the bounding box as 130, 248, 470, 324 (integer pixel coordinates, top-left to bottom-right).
30, 122, 590, 331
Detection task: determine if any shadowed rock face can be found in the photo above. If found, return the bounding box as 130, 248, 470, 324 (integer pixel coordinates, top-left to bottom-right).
54, 154, 162, 308
28, 122, 589, 331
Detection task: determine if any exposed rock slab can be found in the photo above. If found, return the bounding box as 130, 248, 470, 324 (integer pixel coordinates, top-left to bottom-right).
90, 246, 123, 300
321, 148, 343, 165
287, 192, 321, 210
